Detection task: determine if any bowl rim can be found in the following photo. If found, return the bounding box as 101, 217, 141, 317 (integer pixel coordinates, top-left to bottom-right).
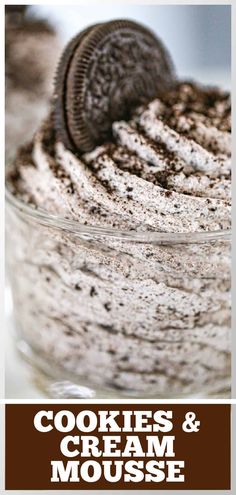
5, 186, 232, 245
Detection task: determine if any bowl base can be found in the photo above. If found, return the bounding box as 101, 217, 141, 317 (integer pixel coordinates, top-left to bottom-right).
16, 338, 231, 400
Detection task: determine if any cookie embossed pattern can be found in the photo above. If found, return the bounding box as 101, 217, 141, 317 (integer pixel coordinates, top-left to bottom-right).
6, 19, 231, 398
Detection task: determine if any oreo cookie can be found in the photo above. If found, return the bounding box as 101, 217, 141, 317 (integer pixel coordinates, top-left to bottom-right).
54, 19, 176, 153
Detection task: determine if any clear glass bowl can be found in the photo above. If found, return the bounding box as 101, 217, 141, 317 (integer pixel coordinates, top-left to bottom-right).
6, 188, 231, 398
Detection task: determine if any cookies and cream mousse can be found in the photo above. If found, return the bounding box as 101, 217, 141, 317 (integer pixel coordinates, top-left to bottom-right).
5, 5, 61, 160
6, 20, 231, 397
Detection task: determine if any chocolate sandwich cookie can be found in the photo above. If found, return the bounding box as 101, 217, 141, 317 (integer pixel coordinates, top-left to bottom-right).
54, 19, 175, 153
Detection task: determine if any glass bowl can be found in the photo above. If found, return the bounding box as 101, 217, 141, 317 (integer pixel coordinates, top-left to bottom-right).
6, 188, 231, 398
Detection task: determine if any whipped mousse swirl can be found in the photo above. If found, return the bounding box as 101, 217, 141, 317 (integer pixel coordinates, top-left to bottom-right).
8, 81, 231, 234
6, 81, 231, 396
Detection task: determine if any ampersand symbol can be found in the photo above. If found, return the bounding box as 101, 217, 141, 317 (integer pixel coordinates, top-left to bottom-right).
182, 412, 200, 432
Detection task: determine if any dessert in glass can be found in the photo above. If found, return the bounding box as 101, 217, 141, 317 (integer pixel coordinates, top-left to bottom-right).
6, 20, 231, 398
5, 5, 61, 161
